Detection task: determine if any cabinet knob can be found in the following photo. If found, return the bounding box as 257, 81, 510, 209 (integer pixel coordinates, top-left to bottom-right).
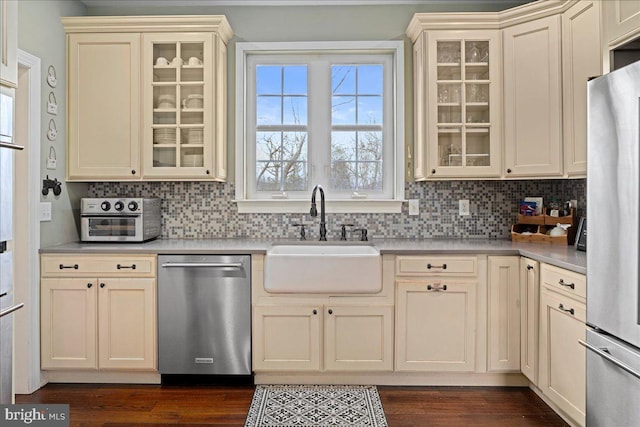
527, 265, 534, 270
431, 169, 436, 174
312, 309, 317, 315
131, 170, 136, 175
100, 283, 106, 288
328, 309, 333, 315
87, 283, 93, 289
206, 170, 210, 175
507, 168, 512, 174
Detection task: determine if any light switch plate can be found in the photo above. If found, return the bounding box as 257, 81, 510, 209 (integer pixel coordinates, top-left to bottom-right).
39, 202, 52, 222
459, 199, 470, 216
408, 199, 419, 216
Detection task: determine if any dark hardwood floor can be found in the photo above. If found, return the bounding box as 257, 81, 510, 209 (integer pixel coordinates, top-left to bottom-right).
16, 384, 568, 426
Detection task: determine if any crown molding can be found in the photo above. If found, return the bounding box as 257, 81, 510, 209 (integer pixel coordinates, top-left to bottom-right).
61, 15, 233, 42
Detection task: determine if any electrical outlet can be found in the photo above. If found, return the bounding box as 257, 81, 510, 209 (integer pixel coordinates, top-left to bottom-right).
408, 199, 419, 216
459, 199, 470, 216
39, 202, 52, 222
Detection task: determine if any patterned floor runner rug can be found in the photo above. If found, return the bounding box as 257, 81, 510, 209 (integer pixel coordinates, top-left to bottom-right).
244, 384, 388, 427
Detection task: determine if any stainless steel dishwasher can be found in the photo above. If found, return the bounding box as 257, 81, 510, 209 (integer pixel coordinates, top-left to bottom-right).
158, 255, 251, 376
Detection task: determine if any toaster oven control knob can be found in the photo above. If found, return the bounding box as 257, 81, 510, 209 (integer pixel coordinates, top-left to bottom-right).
100, 201, 111, 211
114, 201, 125, 211
128, 201, 138, 211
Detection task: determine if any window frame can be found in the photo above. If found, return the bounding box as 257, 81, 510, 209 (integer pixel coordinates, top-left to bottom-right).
235, 41, 405, 214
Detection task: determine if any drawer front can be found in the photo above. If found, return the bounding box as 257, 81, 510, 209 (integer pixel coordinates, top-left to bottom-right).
541, 263, 586, 300
396, 256, 477, 276
41, 254, 156, 277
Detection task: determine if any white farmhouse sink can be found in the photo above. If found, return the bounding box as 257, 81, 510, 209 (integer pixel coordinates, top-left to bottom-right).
264, 244, 382, 294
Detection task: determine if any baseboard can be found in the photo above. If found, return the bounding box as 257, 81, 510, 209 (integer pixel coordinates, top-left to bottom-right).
528, 383, 583, 427
255, 371, 528, 386
44, 370, 161, 384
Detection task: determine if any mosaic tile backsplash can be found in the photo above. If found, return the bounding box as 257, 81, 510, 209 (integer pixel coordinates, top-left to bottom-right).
88, 179, 586, 241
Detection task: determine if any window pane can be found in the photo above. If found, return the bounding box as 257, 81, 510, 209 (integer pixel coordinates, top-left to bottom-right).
282, 96, 307, 125
332, 65, 356, 95
282, 161, 307, 190
283, 66, 307, 95
256, 161, 281, 191
357, 161, 383, 190
256, 132, 281, 162
331, 131, 356, 161
358, 131, 383, 161
256, 66, 282, 95
331, 161, 356, 190
332, 96, 356, 125
357, 96, 383, 125
357, 65, 383, 95
257, 96, 282, 126
282, 132, 308, 161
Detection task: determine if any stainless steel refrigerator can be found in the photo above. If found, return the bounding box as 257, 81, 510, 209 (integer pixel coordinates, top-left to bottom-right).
586, 60, 640, 426
0, 85, 23, 404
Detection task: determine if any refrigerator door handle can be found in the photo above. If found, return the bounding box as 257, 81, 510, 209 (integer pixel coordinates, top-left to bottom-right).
579, 339, 640, 380
0, 303, 24, 319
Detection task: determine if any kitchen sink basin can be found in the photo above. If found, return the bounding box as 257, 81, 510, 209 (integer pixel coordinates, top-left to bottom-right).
264, 243, 382, 294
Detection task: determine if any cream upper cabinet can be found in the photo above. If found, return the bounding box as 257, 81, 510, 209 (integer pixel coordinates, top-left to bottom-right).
602, 0, 640, 54
40, 254, 157, 371
519, 257, 539, 385
63, 16, 232, 182
562, 0, 602, 177
0, 0, 18, 87
487, 256, 520, 372
539, 263, 586, 427
66, 33, 141, 180
396, 280, 477, 372
141, 32, 227, 180
503, 15, 563, 178
421, 30, 502, 178
412, 32, 428, 181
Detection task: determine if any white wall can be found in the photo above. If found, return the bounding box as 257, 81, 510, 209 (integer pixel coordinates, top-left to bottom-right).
18, 0, 88, 247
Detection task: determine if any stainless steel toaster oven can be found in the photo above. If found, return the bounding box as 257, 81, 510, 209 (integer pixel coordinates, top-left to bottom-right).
80, 198, 161, 242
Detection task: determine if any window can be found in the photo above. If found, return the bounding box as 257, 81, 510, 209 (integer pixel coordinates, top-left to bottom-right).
236, 42, 404, 213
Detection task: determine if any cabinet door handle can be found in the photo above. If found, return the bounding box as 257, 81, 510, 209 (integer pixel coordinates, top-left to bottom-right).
87, 283, 93, 289
100, 283, 106, 288
117, 264, 136, 270
558, 303, 574, 315
558, 279, 575, 289
59, 264, 79, 270
527, 265, 534, 270
427, 284, 447, 292
427, 263, 447, 270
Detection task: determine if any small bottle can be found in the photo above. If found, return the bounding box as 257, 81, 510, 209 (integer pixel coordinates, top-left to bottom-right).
548, 199, 560, 217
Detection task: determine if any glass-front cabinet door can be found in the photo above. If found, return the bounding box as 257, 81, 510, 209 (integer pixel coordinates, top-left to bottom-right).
427, 31, 501, 178
142, 33, 216, 179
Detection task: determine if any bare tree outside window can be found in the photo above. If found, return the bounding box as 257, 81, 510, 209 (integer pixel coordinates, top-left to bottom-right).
255, 65, 308, 191
331, 64, 384, 191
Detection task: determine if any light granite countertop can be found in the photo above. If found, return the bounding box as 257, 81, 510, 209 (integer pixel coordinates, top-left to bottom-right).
40, 238, 586, 274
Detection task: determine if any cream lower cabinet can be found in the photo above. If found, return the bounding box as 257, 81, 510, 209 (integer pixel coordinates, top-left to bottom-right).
396, 280, 477, 372
40, 254, 157, 371
253, 304, 393, 372
539, 264, 586, 427
487, 256, 520, 372
519, 257, 540, 385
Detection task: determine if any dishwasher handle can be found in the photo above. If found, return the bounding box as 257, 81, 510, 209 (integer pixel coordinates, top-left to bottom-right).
161, 262, 243, 269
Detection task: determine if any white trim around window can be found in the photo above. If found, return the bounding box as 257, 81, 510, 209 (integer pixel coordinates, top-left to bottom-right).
235, 41, 405, 214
